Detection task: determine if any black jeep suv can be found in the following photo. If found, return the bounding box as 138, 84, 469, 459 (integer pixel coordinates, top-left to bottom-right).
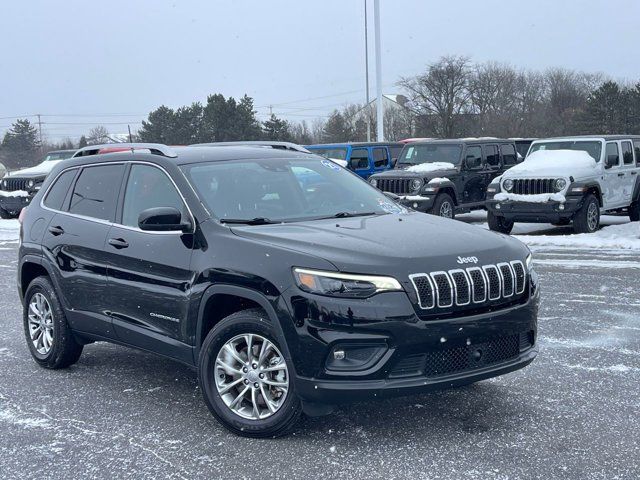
18, 143, 538, 437
368, 139, 520, 219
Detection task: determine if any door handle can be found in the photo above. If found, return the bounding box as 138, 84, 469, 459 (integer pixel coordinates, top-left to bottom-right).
48, 225, 64, 236
618, 173, 625, 177
108, 238, 129, 249
631, 171, 637, 175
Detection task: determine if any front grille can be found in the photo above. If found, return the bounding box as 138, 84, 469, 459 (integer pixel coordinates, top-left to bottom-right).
423, 334, 519, 377
1, 177, 29, 191
410, 260, 527, 312
376, 178, 413, 195
388, 353, 427, 378
512, 178, 555, 195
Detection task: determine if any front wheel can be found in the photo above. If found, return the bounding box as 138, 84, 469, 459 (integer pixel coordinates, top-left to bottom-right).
431, 193, 455, 219
487, 211, 514, 234
573, 194, 600, 233
198, 308, 302, 438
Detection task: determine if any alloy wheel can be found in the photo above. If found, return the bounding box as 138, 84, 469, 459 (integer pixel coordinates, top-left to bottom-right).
214, 334, 289, 420
28, 293, 54, 355
587, 202, 599, 231
440, 201, 453, 218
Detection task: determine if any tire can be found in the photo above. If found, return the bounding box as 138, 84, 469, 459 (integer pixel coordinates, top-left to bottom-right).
573, 194, 600, 234
0, 207, 14, 219
198, 308, 302, 438
629, 202, 640, 222
23, 276, 83, 369
487, 211, 514, 234
431, 193, 455, 219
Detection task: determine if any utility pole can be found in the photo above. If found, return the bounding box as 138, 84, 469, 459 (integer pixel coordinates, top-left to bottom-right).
269, 105, 273, 116
374, 0, 384, 142
364, 0, 371, 142
36, 114, 43, 149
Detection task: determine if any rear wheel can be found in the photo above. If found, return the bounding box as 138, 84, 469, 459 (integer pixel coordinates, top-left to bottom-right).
573, 194, 600, 233
198, 308, 302, 438
487, 211, 514, 234
431, 193, 455, 219
629, 202, 639, 222
23, 276, 83, 369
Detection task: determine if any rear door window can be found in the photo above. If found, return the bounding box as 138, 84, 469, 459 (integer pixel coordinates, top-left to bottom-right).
500, 144, 517, 166
69, 164, 125, 221
43, 169, 77, 211
465, 146, 483, 169
621, 141, 634, 165
634, 141, 640, 165
606, 142, 620, 167
484, 145, 500, 168
349, 148, 370, 170
372, 147, 389, 168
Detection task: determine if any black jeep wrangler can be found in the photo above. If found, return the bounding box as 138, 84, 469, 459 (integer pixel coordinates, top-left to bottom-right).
18, 143, 538, 437
368, 139, 520, 219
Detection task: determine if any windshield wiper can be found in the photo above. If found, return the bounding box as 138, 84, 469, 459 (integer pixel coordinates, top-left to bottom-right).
331, 211, 379, 219
219, 217, 279, 225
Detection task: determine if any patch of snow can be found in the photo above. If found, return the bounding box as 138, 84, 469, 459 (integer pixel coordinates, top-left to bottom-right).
0, 190, 29, 198
405, 162, 455, 173
328, 157, 348, 168
5, 160, 61, 176
503, 149, 597, 179
428, 177, 450, 184
401, 195, 426, 201
494, 192, 566, 203
0, 219, 20, 241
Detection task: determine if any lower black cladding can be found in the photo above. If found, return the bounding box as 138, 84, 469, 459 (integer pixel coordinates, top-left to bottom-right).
388, 332, 534, 379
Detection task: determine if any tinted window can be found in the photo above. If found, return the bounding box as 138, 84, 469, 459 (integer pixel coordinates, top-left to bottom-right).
349, 148, 369, 170
501, 144, 517, 166
634, 141, 640, 165
621, 141, 634, 165
606, 142, 619, 166
484, 145, 500, 167
43, 169, 77, 211
122, 165, 186, 228
308, 147, 348, 160
373, 148, 389, 168
389, 145, 403, 161
398, 144, 462, 165
69, 165, 124, 221
465, 146, 482, 168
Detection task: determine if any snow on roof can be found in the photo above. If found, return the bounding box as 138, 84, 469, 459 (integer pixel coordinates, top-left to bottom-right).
504, 149, 597, 177
405, 162, 456, 173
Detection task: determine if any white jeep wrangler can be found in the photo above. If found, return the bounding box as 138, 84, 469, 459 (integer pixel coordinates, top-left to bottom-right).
485, 136, 640, 234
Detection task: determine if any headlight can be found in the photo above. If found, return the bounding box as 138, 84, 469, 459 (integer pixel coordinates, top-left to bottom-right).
525, 253, 533, 271
293, 267, 402, 298
503, 179, 514, 192
27, 180, 35, 188
2, 180, 7, 188
369, 178, 378, 188
410, 178, 422, 192
554, 178, 567, 192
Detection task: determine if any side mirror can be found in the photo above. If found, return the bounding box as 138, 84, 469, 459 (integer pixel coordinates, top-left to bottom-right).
138, 206, 192, 232
605, 154, 619, 169
465, 155, 482, 170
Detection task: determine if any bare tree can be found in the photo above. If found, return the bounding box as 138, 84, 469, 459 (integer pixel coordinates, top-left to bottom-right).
87, 125, 110, 145
398, 55, 473, 138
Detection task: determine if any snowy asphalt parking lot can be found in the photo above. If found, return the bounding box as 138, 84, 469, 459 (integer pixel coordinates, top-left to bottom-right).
1, 216, 639, 479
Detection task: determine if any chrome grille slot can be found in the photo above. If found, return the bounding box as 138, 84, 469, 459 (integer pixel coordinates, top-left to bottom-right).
513, 178, 555, 195
511, 261, 526, 294
450, 269, 470, 306
411, 260, 527, 311
431, 272, 453, 308
482, 265, 501, 301
377, 178, 412, 195
1, 178, 29, 191
497, 263, 514, 297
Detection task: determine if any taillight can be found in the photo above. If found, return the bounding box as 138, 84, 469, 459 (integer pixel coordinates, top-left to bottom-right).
18, 207, 27, 224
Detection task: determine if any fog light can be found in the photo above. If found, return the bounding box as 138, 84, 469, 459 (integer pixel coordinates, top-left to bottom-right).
496, 204, 501, 210
333, 350, 345, 360
325, 344, 387, 372
413, 202, 418, 209
558, 204, 565, 210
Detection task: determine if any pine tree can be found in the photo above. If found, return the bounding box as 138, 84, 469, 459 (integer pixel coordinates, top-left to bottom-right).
322, 111, 353, 143
1, 119, 41, 168
262, 114, 292, 141
138, 106, 176, 143
580, 81, 622, 134
78, 135, 88, 148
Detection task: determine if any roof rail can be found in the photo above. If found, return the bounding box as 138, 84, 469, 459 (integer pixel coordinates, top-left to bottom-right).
72, 143, 178, 158
191, 141, 311, 154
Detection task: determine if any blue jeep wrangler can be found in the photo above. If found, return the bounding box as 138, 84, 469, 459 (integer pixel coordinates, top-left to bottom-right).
306, 142, 404, 179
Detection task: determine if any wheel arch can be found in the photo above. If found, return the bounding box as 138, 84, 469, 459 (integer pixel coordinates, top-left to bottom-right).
19, 255, 51, 302
194, 285, 291, 366
433, 181, 458, 205
583, 183, 603, 207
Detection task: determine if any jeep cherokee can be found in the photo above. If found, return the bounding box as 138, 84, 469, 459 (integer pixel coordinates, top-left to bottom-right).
486, 136, 640, 234
368, 139, 520, 219
18, 143, 539, 437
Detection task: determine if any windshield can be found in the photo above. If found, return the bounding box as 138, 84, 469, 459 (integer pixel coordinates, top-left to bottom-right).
181, 158, 405, 223
307, 147, 348, 160
43, 151, 74, 162
398, 144, 462, 165
528, 141, 602, 162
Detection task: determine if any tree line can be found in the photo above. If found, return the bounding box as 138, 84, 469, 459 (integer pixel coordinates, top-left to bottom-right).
3, 55, 640, 169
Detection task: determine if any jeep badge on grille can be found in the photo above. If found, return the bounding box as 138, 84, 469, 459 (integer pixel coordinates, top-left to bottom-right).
456, 256, 478, 264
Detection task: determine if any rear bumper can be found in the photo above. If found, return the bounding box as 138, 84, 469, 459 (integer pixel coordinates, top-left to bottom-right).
486, 196, 583, 223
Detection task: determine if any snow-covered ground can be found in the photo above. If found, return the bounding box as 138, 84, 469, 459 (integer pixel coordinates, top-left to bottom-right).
0, 220, 19, 244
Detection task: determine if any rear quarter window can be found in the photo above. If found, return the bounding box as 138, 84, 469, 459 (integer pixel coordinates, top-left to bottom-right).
69, 164, 124, 221
43, 169, 77, 211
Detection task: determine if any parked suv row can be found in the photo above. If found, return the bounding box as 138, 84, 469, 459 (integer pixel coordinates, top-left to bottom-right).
19, 143, 538, 437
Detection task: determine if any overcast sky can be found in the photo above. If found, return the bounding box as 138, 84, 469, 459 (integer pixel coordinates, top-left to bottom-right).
2, 0, 639, 141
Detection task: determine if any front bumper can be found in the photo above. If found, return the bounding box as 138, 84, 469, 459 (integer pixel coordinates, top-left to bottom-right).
0, 192, 33, 215
486, 196, 583, 223
283, 285, 539, 405
397, 195, 435, 212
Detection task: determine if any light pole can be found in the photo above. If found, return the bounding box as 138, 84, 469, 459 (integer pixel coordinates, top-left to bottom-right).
364, 0, 371, 142
373, 0, 384, 142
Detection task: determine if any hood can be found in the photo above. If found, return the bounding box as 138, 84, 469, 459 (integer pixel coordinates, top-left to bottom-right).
503, 150, 598, 180
373, 163, 458, 180
230, 212, 528, 278
6, 160, 61, 178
